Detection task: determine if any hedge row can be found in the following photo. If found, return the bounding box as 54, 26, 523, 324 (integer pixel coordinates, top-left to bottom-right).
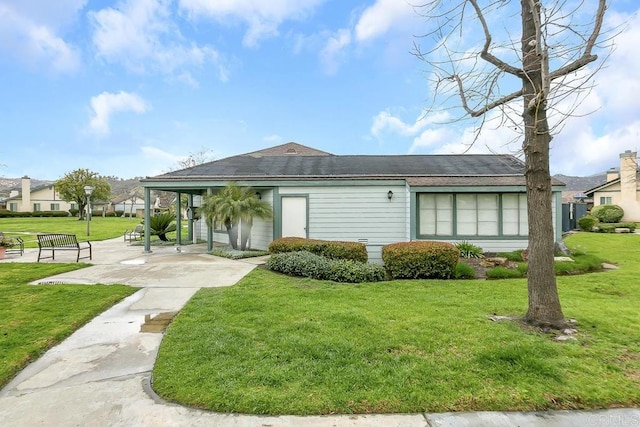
0, 210, 69, 218
266, 251, 386, 283
382, 241, 459, 279
268, 237, 368, 263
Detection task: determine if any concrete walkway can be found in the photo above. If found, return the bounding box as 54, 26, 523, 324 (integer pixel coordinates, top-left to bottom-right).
0, 239, 638, 426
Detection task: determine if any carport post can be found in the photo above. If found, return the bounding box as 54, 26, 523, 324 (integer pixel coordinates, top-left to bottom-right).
175, 193, 182, 245
143, 187, 152, 253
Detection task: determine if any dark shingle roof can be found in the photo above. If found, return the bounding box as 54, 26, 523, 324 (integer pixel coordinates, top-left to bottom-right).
151, 154, 526, 180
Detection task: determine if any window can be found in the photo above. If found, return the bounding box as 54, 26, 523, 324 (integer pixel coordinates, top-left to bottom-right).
50, 203, 60, 211
417, 193, 528, 238
419, 194, 453, 236
599, 196, 612, 205
71, 203, 77, 210
33, 203, 41, 211
9, 203, 17, 212
502, 194, 528, 236
456, 194, 499, 236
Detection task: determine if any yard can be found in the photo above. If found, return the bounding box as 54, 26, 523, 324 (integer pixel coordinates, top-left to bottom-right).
0, 216, 174, 247
0, 263, 136, 388
152, 232, 640, 415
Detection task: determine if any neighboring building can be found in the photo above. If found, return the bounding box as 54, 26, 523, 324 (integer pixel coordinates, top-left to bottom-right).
585, 150, 640, 221
140, 142, 566, 262
111, 194, 146, 217
5, 177, 76, 213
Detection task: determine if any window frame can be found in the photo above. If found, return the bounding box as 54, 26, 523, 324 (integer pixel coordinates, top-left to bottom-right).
417, 192, 528, 239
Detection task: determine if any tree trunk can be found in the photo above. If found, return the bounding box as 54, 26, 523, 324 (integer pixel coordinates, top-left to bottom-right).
225, 219, 238, 250
240, 218, 253, 251
521, 1, 566, 328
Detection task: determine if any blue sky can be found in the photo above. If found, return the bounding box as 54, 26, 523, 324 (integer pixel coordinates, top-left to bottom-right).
1, 0, 639, 180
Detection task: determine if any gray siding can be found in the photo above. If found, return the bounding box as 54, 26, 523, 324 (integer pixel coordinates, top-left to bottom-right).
280, 185, 408, 262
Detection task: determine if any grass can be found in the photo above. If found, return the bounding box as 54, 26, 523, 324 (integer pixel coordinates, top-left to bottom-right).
0, 263, 136, 388
0, 216, 174, 247
153, 232, 640, 415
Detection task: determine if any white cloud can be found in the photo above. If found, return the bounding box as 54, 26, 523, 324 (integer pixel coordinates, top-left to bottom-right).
89, 91, 150, 135
90, 0, 227, 82
355, 0, 416, 42
320, 29, 351, 75
179, 0, 325, 47
0, 2, 82, 73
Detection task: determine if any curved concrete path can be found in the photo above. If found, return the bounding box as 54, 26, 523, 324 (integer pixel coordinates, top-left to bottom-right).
0, 239, 638, 426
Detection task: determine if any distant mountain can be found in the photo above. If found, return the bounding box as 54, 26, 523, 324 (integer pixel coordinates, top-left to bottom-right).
553, 173, 607, 191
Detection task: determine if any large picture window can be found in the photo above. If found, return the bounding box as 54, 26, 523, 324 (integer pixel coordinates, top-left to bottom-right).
418, 193, 528, 238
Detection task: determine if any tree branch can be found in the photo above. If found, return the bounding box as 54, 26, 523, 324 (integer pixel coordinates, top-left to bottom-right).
549, 0, 606, 79
450, 74, 523, 117
468, 0, 524, 77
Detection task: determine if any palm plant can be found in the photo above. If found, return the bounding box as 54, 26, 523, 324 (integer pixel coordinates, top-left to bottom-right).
200, 183, 272, 250
148, 212, 177, 241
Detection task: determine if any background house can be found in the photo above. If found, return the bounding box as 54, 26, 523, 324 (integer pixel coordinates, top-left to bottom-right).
585, 150, 640, 221
5, 177, 75, 213
141, 142, 566, 262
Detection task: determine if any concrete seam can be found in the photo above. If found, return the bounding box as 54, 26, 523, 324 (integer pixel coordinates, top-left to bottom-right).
422, 412, 434, 427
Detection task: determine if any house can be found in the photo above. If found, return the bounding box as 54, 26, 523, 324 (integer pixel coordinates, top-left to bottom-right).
585, 150, 640, 221
140, 142, 566, 262
5, 177, 75, 213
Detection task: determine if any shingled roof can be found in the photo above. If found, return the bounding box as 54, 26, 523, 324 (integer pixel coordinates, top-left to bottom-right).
143, 143, 564, 187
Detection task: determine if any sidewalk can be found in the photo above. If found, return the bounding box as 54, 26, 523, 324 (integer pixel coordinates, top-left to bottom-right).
0, 239, 638, 426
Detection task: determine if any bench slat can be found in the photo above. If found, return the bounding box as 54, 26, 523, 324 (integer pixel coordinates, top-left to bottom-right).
37, 233, 92, 262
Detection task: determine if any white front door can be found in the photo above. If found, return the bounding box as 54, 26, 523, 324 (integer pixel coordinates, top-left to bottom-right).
281, 196, 307, 238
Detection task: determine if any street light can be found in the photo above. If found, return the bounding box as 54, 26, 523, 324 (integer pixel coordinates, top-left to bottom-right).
84, 185, 94, 236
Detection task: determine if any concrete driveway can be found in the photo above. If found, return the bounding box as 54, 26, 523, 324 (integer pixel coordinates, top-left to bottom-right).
1, 239, 639, 426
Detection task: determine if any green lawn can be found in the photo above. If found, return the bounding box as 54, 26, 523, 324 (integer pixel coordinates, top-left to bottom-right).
153, 232, 640, 415
0, 216, 172, 247
0, 263, 136, 388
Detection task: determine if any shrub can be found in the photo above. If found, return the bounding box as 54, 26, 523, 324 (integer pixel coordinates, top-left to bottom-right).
578, 214, 598, 232
115, 210, 125, 217
381, 241, 459, 280
486, 266, 525, 279
590, 205, 624, 223
454, 262, 476, 279
496, 250, 525, 262
268, 237, 368, 263
595, 222, 637, 233
455, 241, 484, 258
31, 211, 68, 217
266, 251, 386, 283
68, 208, 79, 217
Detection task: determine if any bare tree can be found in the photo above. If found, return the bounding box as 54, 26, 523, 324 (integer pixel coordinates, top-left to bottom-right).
414, 0, 610, 328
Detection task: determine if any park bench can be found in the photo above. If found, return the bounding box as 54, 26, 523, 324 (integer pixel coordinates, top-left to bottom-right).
37, 233, 92, 262
123, 224, 144, 242
0, 232, 24, 256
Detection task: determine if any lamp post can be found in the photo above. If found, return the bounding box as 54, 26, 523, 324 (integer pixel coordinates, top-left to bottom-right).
84, 185, 94, 236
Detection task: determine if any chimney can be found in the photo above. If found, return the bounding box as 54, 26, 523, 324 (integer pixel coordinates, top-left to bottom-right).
606, 168, 619, 182
21, 176, 31, 212
619, 150, 637, 206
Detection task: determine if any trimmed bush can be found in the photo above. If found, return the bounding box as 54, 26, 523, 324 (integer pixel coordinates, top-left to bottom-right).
266, 251, 386, 283
596, 222, 637, 233
590, 205, 624, 223
382, 241, 460, 280
268, 237, 368, 263
31, 211, 68, 217
454, 262, 476, 279
578, 214, 598, 232
68, 208, 79, 217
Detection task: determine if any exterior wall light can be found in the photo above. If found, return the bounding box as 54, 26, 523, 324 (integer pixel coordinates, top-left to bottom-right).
387, 190, 394, 200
